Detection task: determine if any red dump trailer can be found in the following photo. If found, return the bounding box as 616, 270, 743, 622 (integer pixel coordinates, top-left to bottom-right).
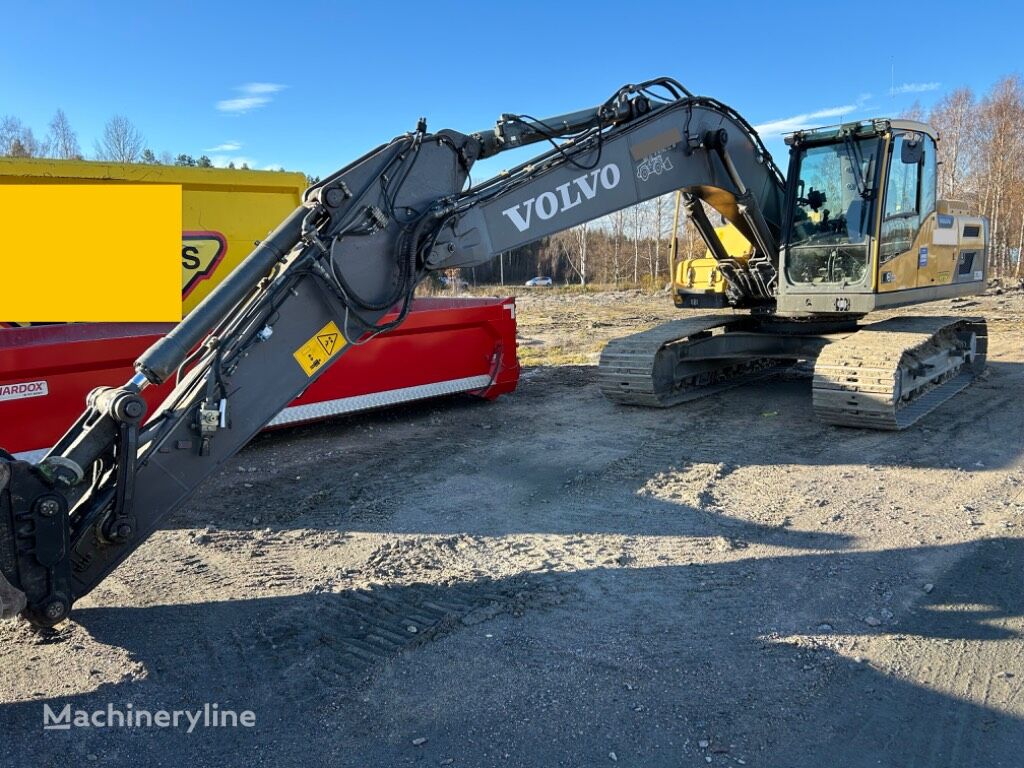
0, 159, 519, 460
0, 297, 520, 460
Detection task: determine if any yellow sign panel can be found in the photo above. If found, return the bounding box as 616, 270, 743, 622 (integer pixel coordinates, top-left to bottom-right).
182, 232, 227, 299
0, 184, 181, 322
293, 320, 345, 376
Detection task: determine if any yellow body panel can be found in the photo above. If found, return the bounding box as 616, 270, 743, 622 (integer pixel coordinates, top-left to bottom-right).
878, 206, 987, 293
674, 255, 724, 292
0, 158, 307, 316
673, 223, 751, 294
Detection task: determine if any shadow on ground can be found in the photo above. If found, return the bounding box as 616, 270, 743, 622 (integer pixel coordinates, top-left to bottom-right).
3, 537, 1021, 768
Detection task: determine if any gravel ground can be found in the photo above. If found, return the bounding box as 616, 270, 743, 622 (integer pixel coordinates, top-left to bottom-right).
1, 290, 1022, 767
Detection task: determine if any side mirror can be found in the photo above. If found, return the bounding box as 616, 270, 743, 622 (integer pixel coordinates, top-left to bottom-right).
901, 138, 923, 165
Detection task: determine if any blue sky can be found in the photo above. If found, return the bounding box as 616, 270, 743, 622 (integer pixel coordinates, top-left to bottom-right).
2, 1, 1020, 179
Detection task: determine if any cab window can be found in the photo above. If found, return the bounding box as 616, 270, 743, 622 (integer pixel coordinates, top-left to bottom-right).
884, 135, 920, 218
920, 135, 937, 217
879, 133, 925, 262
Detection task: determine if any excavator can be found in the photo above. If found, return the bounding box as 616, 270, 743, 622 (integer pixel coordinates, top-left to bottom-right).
0, 77, 988, 626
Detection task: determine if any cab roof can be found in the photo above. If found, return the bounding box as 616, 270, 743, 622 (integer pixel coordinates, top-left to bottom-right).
784, 118, 938, 146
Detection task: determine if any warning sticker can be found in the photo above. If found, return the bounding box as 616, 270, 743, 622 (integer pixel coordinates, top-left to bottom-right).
292, 321, 345, 376
0, 380, 48, 402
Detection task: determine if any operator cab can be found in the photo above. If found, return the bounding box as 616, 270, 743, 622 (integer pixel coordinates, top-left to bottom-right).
783, 119, 937, 288
775, 118, 977, 314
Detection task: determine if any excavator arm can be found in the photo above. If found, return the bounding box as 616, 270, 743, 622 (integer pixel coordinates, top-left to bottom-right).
430, 85, 785, 299
0, 78, 785, 626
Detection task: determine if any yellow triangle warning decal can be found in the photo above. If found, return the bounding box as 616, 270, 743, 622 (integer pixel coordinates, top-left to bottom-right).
293, 321, 346, 377
317, 333, 338, 355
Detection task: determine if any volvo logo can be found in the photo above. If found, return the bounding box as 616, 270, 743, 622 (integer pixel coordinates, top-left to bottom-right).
500, 164, 622, 233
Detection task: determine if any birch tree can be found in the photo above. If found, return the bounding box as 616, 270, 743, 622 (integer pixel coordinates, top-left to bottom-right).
95, 115, 145, 163
973, 76, 1024, 275
0, 116, 40, 157
928, 88, 976, 199
44, 109, 81, 159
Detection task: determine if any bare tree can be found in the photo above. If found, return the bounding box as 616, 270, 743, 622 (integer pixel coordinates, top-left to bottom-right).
649, 194, 674, 281
44, 109, 81, 159
610, 208, 626, 285
0, 116, 40, 157
651, 197, 663, 280
973, 76, 1024, 275
0, 116, 18, 155
680, 201, 710, 263
630, 203, 645, 283
95, 115, 145, 163
1017, 211, 1024, 278
928, 88, 975, 199
573, 223, 588, 285
556, 224, 589, 285
899, 101, 925, 121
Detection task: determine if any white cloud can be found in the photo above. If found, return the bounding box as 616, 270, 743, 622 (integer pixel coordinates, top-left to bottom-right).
205, 141, 242, 152
216, 83, 286, 114
754, 104, 859, 137
242, 83, 284, 95
262, 163, 285, 171
753, 94, 875, 137
217, 96, 269, 114
891, 81, 940, 95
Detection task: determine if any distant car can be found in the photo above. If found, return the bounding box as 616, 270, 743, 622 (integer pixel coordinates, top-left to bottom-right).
439, 275, 470, 290
525, 276, 553, 287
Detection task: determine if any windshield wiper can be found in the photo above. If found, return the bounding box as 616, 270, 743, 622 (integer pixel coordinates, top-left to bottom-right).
841, 134, 871, 199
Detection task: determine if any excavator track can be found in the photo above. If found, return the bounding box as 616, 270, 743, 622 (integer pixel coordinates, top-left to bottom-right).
597, 315, 783, 407
812, 316, 987, 430
0, 462, 26, 620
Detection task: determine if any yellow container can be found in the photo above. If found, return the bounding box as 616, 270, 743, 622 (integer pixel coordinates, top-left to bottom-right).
0, 158, 307, 317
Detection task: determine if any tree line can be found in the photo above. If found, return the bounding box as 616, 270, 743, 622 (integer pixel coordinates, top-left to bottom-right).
466, 196, 678, 288
909, 75, 1024, 277
0, 111, 250, 169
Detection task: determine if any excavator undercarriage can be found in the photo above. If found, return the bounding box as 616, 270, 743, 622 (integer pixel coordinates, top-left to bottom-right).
598, 315, 804, 408
597, 314, 987, 430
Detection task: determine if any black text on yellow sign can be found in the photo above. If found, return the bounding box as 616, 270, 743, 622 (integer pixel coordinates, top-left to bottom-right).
293, 321, 346, 376
0, 184, 182, 322
181, 232, 227, 299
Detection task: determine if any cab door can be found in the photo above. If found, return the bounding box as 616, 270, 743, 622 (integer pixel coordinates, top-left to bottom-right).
912, 136, 951, 287
877, 132, 943, 291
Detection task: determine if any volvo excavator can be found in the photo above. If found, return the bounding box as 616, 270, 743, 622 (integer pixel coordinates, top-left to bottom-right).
0, 77, 988, 626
